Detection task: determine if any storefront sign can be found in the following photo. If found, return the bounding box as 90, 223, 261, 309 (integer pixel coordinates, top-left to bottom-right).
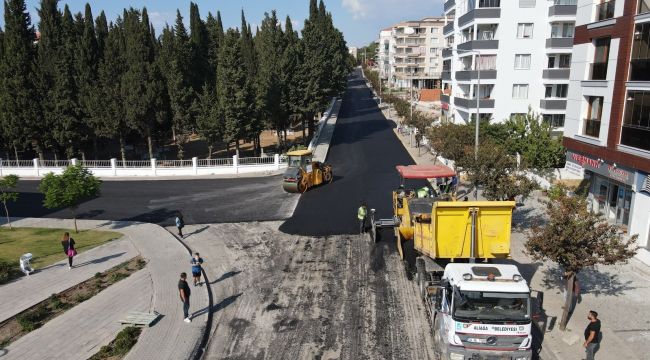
566, 151, 635, 186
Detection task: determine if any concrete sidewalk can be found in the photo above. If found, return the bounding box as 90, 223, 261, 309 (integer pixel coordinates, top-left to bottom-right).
312, 99, 342, 162
1, 218, 208, 360
388, 110, 650, 360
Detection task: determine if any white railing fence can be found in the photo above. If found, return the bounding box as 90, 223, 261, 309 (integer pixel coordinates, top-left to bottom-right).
0, 154, 285, 178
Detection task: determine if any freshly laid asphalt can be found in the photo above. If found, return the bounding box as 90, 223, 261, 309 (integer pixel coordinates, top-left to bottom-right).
279, 70, 423, 235
10, 175, 298, 226
9, 70, 420, 235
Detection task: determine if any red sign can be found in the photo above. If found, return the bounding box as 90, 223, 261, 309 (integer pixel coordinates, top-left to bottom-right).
441, 102, 449, 110
567, 151, 633, 185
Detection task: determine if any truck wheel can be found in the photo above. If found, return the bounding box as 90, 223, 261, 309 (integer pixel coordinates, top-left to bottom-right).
324, 170, 332, 183
402, 240, 416, 280
416, 258, 427, 300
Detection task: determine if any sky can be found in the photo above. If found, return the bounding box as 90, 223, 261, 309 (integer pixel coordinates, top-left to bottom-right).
0, 0, 444, 48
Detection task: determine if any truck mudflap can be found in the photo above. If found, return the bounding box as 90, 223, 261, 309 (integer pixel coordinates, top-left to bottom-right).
442, 347, 532, 360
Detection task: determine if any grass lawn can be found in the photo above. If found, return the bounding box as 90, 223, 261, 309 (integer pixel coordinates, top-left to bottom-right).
0, 227, 122, 269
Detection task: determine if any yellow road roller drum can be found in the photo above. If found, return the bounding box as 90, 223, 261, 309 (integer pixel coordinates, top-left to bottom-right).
282, 149, 333, 193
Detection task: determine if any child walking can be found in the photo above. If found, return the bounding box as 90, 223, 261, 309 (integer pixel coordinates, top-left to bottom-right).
191, 253, 204, 286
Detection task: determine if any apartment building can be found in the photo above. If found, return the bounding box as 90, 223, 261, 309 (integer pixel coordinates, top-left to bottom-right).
441, 0, 577, 127
563, 0, 650, 264
378, 17, 446, 89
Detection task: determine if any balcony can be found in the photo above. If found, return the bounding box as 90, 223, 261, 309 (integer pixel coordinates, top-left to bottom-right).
590, 62, 608, 80
548, 2, 577, 16
442, 71, 451, 80
542, 68, 570, 79
545, 37, 574, 48
453, 96, 495, 109
458, 1, 501, 27
540, 99, 567, 110
444, 0, 456, 12
441, 94, 450, 103
630, 59, 650, 81
442, 48, 453, 58
455, 70, 497, 81
595, 0, 615, 22
443, 22, 454, 35
584, 118, 602, 137
457, 40, 499, 51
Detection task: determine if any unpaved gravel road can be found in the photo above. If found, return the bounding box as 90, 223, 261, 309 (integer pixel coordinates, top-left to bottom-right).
181, 222, 435, 360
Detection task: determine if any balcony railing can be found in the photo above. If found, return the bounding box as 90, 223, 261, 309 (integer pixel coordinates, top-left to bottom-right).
584, 118, 602, 137
590, 62, 608, 80
554, 0, 577, 4
453, 96, 495, 109
444, 0, 456, 12
479, 0, 500, 7
630, 59, 650, 81
596, 0, 615, 22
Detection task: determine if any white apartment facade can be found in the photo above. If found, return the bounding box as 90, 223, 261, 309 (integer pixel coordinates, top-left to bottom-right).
441, 0, 577, 126
378, 17, 447, 89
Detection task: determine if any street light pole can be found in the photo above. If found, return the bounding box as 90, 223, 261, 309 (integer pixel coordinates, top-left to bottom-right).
475, 53, 480, 161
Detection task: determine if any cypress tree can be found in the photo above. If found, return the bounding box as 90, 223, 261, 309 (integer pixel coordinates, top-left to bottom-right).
0, 0, 39, 161
205, 10, 224, 77
281, 16, 306, 143
217, 28, 252, 156
95, 11, 108, 58
76, 3, 99, 160
300, 0, 327, 139
189, 2, 209, 91
239, 11, 261, 154
196, 83, 221, 159
256, 11, 285, 149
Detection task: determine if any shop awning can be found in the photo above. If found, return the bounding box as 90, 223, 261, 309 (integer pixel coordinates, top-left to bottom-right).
396, 165, 456, 179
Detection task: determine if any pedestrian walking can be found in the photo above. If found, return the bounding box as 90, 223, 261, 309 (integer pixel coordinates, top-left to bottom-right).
61, 232, 76, 269
175, 212, 185, 238
191, 253, 204, 286
178, 272, 191, 323
357, 203, 367, 234
583, 310, 601, 360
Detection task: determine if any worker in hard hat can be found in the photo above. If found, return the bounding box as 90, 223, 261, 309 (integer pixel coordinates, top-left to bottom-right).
358, 203, 368, 234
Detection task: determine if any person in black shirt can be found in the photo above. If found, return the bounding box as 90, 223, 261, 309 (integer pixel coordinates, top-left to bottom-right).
178, 272, 191, 323
583, 310, 601, 360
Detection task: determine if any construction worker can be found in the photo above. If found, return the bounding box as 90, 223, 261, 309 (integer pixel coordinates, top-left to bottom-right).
417, 186, 429, 198
358, 203, 368, 234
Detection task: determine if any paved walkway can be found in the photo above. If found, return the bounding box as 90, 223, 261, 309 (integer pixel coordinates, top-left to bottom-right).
0, 237, 138, 324
387, 111, 650, 360
1, 218, 208, 360
312, 99, 342, 162
3, 269, 152, 360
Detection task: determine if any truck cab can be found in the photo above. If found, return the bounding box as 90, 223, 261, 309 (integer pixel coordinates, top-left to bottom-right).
432, 264, 533, 360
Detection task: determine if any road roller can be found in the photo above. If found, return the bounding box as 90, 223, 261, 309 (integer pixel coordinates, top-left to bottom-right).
282, 149, 333, 193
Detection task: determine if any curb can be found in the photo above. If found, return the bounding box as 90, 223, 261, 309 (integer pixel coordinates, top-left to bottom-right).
164, 229, 213, 360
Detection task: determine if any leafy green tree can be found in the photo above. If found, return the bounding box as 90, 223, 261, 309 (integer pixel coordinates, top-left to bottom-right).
503, 111, 566, 172
0, 174, 19, 229
0, 0, 39, 161
217, 28, 252, 156
39, 164, 102, 233
526, 187, 638, 330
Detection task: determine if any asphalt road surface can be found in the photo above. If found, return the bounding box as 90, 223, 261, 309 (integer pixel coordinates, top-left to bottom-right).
280, 70, 424, 236
10, 175, 299, 226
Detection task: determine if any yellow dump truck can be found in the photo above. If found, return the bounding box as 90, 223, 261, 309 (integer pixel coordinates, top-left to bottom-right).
373, 165, 533, 360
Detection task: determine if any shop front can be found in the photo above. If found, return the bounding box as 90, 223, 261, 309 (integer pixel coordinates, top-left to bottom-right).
565, 151, 636, 230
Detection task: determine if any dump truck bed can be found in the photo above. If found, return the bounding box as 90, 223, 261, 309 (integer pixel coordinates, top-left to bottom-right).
413, 201, 515, 260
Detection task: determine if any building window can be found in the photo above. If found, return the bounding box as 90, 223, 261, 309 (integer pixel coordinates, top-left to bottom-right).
590, 37, 610, 80
622, 91, 650, 151
512, 84, 529, 99
584, 96, 604, 137
596, 0, 616, 21
548, 54, 572, 68
591, 175, 633, 228
550, 22, 575, 38
517, 23, 534, 39
545, 84, 568, 98
431, 28, 438, 34
475, 55, 497, 70
640, 0, 650, 14
543, 114, 566, 128
630, 22, 650, 81
514, 54, 531, 69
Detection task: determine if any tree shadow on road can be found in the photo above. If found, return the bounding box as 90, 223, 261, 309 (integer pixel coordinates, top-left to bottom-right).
541, 266, 636, 297
192, 293, 242, 318
211, 270, 241, 285
73, 252, 127, 268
